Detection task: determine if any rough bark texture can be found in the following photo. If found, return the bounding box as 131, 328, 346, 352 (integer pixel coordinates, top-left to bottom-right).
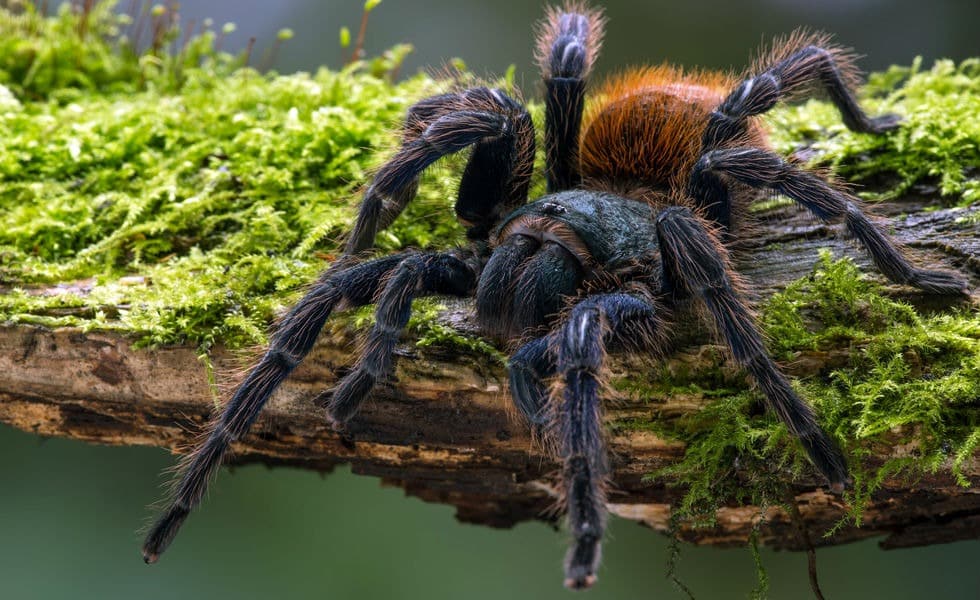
1, 192, 978, 551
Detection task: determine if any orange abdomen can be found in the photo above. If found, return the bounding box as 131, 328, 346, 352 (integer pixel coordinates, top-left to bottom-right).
580, 66, 765, 194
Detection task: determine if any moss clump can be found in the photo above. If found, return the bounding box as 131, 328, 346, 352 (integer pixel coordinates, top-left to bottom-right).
409, 301, 507, 366
767, 58, 980, 204
654, 252, 980, 525
651, 389, 803, 523
341, 298, 507, 366
0, 2, 974, 359
0, 1, 243, 101
0, 2, 473, 350
760, 251, 920, 361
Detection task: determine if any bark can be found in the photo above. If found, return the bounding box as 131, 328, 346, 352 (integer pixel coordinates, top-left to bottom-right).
1, 192, 978, 550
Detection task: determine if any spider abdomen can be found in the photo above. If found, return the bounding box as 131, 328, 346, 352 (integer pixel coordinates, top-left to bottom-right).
580, 66, 766, 194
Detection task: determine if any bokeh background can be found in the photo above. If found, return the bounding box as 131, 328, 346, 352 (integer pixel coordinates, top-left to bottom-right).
2, 1, 979, 598
184, 0, 980, 83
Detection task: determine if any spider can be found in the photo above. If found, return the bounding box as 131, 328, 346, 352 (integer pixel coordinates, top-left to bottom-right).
142, 2, 967, 589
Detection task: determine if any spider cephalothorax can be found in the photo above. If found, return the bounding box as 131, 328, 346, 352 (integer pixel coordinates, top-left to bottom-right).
142, 3, 967, 589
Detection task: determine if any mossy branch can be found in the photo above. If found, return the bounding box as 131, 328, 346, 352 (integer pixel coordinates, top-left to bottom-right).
1, 4, 979, 550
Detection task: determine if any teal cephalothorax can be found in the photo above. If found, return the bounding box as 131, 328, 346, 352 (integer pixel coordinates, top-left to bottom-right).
480, 190, 662, 338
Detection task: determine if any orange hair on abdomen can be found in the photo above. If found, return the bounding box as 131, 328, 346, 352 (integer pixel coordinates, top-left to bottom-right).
579, 66, 764, 194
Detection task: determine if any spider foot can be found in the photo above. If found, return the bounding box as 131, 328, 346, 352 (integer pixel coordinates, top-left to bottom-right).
564, 573, 597, 591
799, 430, 850, 491
564, 536, 600, 590
316, 368, 376, 430
312, 389, 346, 432
324, 414, 347, 434
142, 504, 190, 565
865, 112, 902, 134
907, 268, 969, 295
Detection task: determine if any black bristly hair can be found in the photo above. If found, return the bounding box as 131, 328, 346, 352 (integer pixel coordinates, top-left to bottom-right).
688, 31, 902, 236
144, 85, 534, 562
143, 2, 969, 590
655, 206, 849, 486
346, 86, 535, 254
536, 2, 605, 193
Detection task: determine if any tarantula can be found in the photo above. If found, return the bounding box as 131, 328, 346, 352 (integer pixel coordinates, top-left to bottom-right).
143, 3, 967, 589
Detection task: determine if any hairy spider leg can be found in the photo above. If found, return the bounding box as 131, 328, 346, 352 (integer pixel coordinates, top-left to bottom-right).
536, 3, 605, 192
550, 293, 662, 589
655, 206, 849, 487
145, 85, 536, 563
509, 288, 667, 429
511, 241, 584, 336
142, 252, 411, 563
476, 234, 540, 337
508, 334, 555, 425
318, 252, 476, 426
344, 92, 462, 248
455, 89, 536, 243
697, 147, 968, 294
346, 87, 534, 253
689, 33, 901, 231
333, 86, 538, 420
477, 232, 586, 339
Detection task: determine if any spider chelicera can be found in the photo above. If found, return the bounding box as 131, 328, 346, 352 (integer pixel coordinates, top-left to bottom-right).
143, 2, 967, 589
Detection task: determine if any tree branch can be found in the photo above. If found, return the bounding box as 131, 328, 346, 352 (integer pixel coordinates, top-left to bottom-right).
1, 192, 978, 549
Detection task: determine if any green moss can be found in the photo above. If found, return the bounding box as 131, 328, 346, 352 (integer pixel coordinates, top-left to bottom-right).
760, 251, 921, 360
651, 252, 980, 526
767, 58, 980, 204
0, 2, 467, 350
653, 391, 800, 523
344, 298, 507, 366
0, 1, 241, 100
409, 301, 508, 366
2, 3, 971, 355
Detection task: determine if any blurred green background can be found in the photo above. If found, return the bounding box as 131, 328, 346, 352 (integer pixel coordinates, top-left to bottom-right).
181, 0, 980, 83
1, 426, 978, 599
2, 1, 979, 598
